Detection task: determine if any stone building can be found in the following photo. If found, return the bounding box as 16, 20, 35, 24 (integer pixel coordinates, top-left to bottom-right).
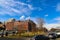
5, 19, 36, 32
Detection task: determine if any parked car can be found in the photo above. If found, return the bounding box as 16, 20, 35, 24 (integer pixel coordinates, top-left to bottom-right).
48, 32, 57, 39
0, 31, 3, 35
54, 30, 60, 38
0, 30, 17, 37
56, 32, 60, 35
0, 31, 8, 37
0, 31, 7, 35
31, 35, 50, 40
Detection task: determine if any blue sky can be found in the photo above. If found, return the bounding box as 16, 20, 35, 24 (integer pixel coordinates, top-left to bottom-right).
0, 0, 60, 29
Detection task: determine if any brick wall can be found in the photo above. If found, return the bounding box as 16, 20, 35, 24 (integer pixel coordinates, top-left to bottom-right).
5, 20, 36, 32
5, 22, 14, 30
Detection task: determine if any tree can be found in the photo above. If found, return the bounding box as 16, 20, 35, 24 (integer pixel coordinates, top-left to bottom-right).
50, 28, 55, 32
0, 21, 6, 31
0, 21, 7, 37
36, 18, 44, 30
43, 27, 48, 32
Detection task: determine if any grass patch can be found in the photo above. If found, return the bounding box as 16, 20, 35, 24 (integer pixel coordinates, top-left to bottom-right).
4, 31, 46, 38
5, 34, 21, 38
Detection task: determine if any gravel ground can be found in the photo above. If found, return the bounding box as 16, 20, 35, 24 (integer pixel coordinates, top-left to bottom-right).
0, 37, 31, 40
0, 37, 60, 40
56, 38, 60, 40
50, 38, 60, 40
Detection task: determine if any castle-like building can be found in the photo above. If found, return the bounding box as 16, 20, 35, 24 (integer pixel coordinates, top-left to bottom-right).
5, 18, 36, 32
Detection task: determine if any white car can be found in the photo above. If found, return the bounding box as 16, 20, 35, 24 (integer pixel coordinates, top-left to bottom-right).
48, 32, 57, 39
56, 32, 60, 35
55, 30, 60, 37
56, 32, 60, 37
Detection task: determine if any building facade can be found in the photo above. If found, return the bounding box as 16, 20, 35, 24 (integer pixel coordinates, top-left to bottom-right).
5, 20, 36, 32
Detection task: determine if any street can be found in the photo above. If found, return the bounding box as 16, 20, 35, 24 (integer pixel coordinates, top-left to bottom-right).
50, 38, 60, 40
0, 37, 60, 40
0, 37, 31, 40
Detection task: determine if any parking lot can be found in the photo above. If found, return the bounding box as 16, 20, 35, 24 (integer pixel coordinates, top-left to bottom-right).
0, 37, 60, 40
56, 38, 60, 40
50, 38, 60, 40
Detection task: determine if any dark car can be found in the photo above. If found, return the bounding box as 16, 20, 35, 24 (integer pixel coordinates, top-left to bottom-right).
31, 35, 50, 40
48, 32, 57, 39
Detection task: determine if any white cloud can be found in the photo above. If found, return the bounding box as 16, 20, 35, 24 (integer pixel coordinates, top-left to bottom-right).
43, 17, 60, 30
28, 5, 34, 10
54, 17, 60, 21
16, 1, 34, 10
0, 0, 34, 16
53, 17, 60, 23
25, 16, 30, 20
45, 14, 48, 17
43, 23, 60, 30
47, 17, 60, 24
56, 3, 60, 12
20, 15, 25, 20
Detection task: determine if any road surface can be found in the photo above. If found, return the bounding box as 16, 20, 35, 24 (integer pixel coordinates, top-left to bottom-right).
0, 37, 60, 40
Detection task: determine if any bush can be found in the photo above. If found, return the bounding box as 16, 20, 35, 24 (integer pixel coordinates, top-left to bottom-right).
20, 32, 35, 37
